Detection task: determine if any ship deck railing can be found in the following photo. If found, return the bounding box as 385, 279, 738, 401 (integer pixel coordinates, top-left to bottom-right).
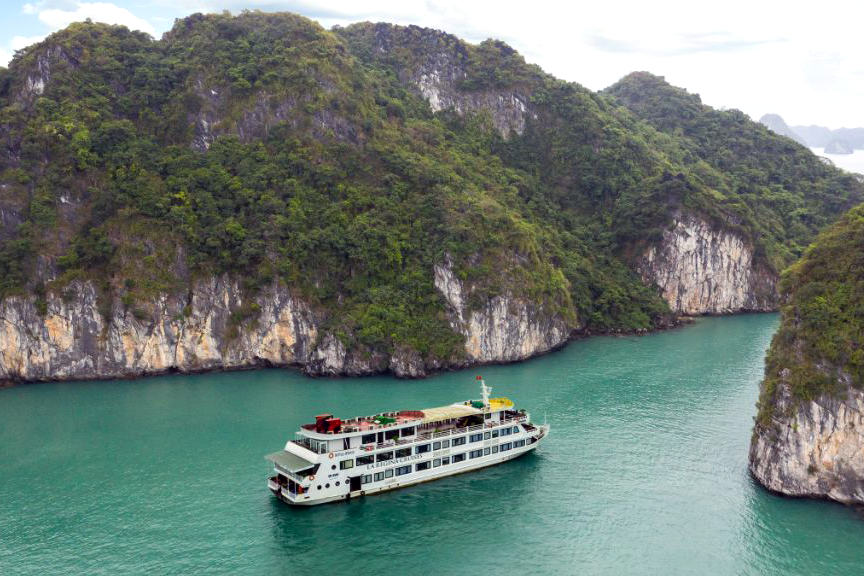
288, 414, 528, 455
367, 414, 527, 450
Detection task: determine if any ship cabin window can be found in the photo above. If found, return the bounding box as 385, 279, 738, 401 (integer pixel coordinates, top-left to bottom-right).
515, 440, 526, 447
374, 472, 385, 482
309, 439, 328, 453
452, 437, 466, 446
484, 447, 491, 455
491, 429, 499, 438
433, 458, 441, 467
395, 465, 411, 476
469, 449, 483, 459
433, 441, 441, 450
385, 430, 399, 441
362, 434, 376, 445
484, 431, 491, 440
500, 427, 511, 437
401, 426, 415, 437
356, 455, 374, 466
416, 444, 431, 454
376, 451, 394, 462
442, 457, 451, 465
512, 426, 519, 434
343, 437, 351, 450
395, 448, 411, 458
442, 439, 450, 448
469, 433, 483, 443
384, 469, 394, 478
453, 453, 466, 463
362, 475, 372, 484
492, 446, 499, 454
501, 442, 512, 451
416, 461, 430, 471
340, 459, 354, 470
484, 412, 492, 420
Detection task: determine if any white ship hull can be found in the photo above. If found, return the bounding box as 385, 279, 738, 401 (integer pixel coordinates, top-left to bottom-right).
266, 379, 549, 506
272, 424, 549, 506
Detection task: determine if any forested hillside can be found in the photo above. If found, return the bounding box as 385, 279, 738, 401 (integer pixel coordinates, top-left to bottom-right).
0, 12, 860, 380
750, 202, 864, 505
605, 72, 861, 271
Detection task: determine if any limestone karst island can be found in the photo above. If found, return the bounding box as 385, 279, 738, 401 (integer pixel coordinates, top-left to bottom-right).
1, 6, 863, 575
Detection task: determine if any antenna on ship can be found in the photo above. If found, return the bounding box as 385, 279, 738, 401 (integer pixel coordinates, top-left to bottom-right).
477, 375, 490, 409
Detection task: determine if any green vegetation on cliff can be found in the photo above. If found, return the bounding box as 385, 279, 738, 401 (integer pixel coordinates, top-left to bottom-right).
605, 72, 862, 272
756, 203, 864, 426
0, 12, 861, 365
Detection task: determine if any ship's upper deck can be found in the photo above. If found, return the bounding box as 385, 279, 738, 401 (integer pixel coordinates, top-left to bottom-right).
297, 397, 515, 440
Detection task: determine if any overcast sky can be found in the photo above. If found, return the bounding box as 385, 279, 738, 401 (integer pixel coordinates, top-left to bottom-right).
1, 0, 862, 128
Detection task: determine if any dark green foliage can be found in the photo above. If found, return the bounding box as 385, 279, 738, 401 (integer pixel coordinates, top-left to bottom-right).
760, 203, 864, 413
604, 72, 863, 271
0, 13, 860, 366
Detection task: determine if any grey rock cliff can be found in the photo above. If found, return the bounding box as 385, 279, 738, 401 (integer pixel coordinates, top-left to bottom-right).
362, 24, 535, 138
433, 260, 570, 362
0, 262, 575, 382
749, 373, 864, 505
0, 277, 406, 382
638, 213, 777, 314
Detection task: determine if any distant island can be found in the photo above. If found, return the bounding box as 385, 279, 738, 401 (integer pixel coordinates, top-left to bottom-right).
824, 139, 853, 154
758, 114, 807, 146
760, 114, 864, 150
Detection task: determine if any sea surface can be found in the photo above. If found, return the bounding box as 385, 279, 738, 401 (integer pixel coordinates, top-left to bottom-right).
2, 313, 863, 575
811, 146, 864, 174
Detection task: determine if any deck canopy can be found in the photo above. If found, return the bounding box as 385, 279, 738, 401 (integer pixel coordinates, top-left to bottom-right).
420, 404, 482, 424
265, 450, 315, 472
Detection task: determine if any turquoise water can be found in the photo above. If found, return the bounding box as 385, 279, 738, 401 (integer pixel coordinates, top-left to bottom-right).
2, 314, 863, 575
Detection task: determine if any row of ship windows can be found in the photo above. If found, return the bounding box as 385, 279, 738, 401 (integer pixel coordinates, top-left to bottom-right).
358, 440, 529, 484
336, 426, 523, 470
314, 440, 529, 490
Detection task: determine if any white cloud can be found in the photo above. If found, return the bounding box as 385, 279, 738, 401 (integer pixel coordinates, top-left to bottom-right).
11, 34, 48, 51
0, 34, 48, 66
37, 2, 156, 35
1, 1, 155, 66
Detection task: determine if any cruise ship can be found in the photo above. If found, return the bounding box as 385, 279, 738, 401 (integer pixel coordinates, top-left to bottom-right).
265, 377, 549, 506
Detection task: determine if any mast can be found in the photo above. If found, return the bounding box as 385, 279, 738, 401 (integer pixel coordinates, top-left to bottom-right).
478, 375, 491, 409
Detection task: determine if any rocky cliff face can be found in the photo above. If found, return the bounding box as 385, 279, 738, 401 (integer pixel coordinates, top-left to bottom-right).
749, 373, 864, 505
433, 260, 571, 362
0, 277, 400, 382
638, 213, 777, 314
0, 262, 575, 383
353, 24, 536, 138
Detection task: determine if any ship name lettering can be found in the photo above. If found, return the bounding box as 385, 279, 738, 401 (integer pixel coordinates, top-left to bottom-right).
365, 453, 422, 470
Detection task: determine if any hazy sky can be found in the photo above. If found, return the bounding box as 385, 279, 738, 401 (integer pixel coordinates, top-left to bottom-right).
1, 0, 862, 128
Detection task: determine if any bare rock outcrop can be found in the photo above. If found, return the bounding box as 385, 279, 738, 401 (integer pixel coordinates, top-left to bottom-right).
433, 260, 570, 363
638, 213, 777, 314
749, 373, 864, 505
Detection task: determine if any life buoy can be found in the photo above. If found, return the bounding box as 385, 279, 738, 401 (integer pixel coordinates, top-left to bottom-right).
328, 452, 334, 459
